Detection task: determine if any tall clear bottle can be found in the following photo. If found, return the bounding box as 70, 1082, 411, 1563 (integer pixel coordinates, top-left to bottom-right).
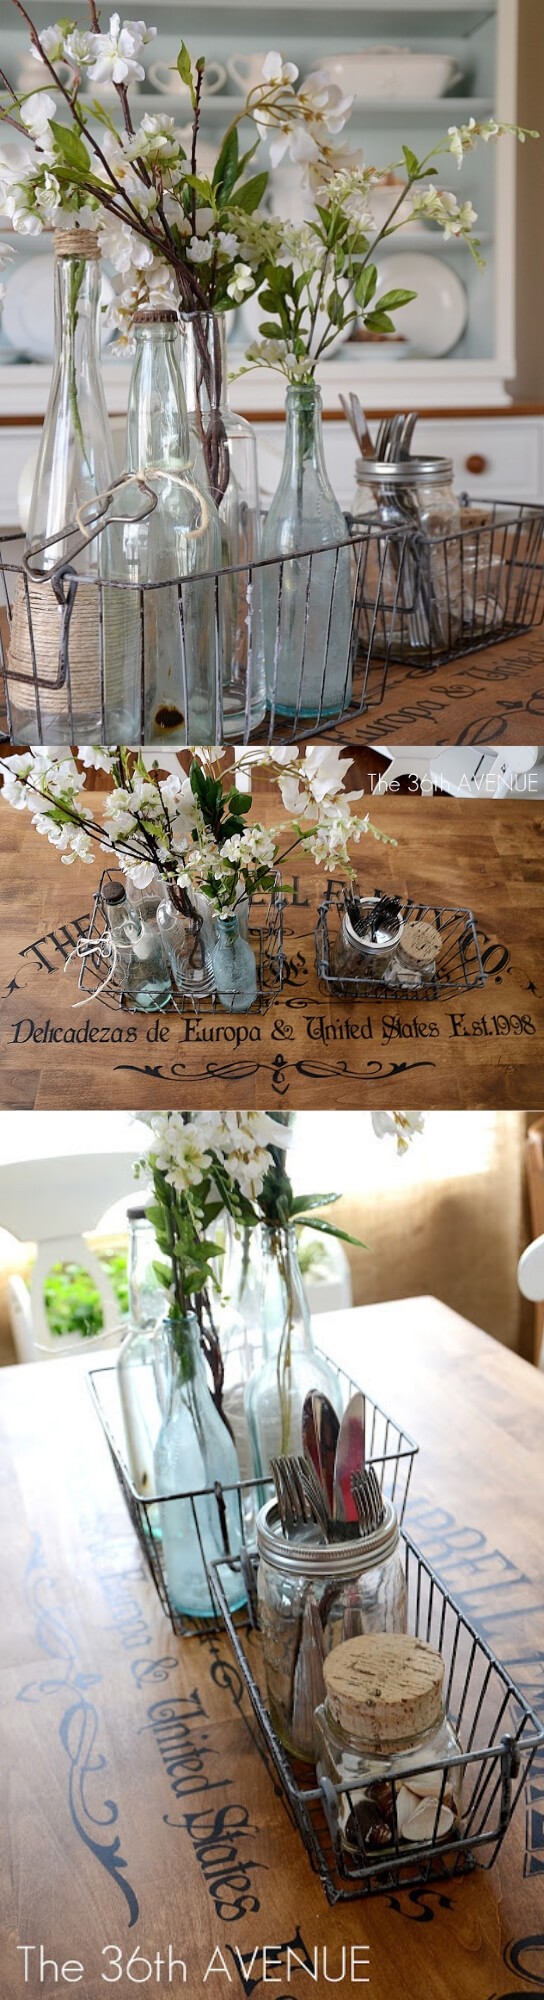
261, 382, 353, 721
115, 1205, 168, 1514
104, 307, 221, 744
245, 1223, 343, 1477
181, 311, 266, 738
8, 229, 116, 744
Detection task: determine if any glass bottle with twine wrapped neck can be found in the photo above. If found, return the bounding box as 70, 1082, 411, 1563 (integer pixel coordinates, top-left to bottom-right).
8, 229, 116, 744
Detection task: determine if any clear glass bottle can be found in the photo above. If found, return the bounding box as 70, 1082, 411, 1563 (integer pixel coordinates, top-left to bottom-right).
262, 383, 353, 720
218, 1220, 265, 1487
153, 1311, 245, 1618
115, 1204, 168, 1512
245, 1224, 342, 1477
257, 1498, 407, 1763
100, 879, 172, 1011
156, 887, 216, 1001
211, 910, 257, 1012
181, 311, 266, 738
8, 229, 116, 744
351, 457, 462, 660
104, 307, 221, 744
315, 1633, 463, 1860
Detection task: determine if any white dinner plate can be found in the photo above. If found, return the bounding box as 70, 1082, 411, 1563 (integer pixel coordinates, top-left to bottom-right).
374, 251, 468, 358
2, 250, 114, 360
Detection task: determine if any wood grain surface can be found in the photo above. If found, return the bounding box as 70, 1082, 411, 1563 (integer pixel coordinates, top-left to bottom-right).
1, 1297, 544, 2000
1, 795, 543, 1110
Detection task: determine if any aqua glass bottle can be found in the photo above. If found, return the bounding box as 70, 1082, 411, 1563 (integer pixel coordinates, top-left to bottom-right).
8, 229, 116, 744
154, 1312, 245, 1618
245, 1223, 343, 1477
181, 310, 266, 739
261, 381, 353, 721
104, 307, 221, 744
211, 910, 257, 1012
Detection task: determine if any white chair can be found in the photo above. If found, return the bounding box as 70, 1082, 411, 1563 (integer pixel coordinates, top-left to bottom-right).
429, 746, 544, 798
517, 1236, 544, 1370
0, 1152, 137, 1360
369, 745, 435, 794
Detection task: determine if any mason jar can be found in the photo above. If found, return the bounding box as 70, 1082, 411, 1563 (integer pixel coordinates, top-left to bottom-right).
351, 457, 462, 659
257, 1497, 407, 1763
315, 1632, 463, 1863
330, 897, 405, 995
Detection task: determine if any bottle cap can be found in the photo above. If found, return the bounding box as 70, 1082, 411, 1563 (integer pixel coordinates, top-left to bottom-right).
133, 307, 179, 326
323, 1634, 445, 1750
54, 228, 100, 259
101, 879, 127, 905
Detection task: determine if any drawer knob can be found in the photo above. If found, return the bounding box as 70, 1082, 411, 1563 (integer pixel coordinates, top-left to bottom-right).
465, 453, 489, 476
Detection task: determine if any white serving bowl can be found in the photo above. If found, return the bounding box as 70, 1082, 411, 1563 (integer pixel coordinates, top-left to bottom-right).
320, 48, 462, 100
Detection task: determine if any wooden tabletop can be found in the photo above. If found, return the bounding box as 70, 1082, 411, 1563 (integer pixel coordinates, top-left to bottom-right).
334, 625, 544, 749
1, 1296, 543, 2000
1, 795, 544, 1110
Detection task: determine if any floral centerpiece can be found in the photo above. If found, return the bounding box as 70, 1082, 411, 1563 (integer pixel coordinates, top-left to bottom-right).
0, 741, 393, 909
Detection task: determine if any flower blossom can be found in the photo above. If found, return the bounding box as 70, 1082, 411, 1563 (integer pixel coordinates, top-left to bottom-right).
86, 14, 157, 87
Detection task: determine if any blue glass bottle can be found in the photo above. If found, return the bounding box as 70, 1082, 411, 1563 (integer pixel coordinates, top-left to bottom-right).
154, 1313, 245, 1618
211, 911, 257, 1012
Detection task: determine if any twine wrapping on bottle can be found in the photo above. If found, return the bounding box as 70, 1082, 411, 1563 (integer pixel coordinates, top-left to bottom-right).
63, 927, 121, 1006
7, 469, 214, 727
54, 228, 100, 258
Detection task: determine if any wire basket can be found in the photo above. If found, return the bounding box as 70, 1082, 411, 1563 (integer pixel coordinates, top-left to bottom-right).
316, 883, 487, 1003
87, 1356, 418, 1640
210, 1532, 544, 1904
1, 498, 543, 745
76, 866, 284, 1015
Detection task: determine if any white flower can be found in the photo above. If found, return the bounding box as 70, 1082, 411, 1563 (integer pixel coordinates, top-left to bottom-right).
261, 51, 298, 88
411, 184, 477, 238
87, 13, 156, 87
187, 235, 212, 264
217, 229, 239, 258
77, 747, 117, 773
124, 859, 159, 890
63, 27, 93, 65
228, 260, 254, 302
19, 91, 56, 161
371, 1111, 424, 1154
34, 23, 66, 63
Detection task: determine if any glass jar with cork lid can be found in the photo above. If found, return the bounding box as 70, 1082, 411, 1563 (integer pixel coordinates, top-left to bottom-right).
386, 918, 442, 990
257, 1498, 407, 1764
315, 1633, 463, 1861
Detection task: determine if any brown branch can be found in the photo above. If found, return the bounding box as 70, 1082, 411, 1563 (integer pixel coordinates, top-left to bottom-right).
7, 0, 155, 237
190, 67, 203, 235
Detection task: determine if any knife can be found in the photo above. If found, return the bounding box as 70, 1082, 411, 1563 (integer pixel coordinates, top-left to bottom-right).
311, 1392, 340, 1517
333, 1393, 366, 1522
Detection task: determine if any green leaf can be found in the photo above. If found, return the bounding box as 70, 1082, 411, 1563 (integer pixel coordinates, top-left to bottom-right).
304, 1217, 368, 1250
190, 759, 207, 807
177, 41, 196, 106
364, 309, 396, 333
375, 287, 417, 312
213, 125, 239, 200
228, 789, 252, 815
182, 173, 214, 201
353, 264, 377, 311
326, 287, 344, 328
228, 170, 269, 215
50, 120, 90, 173
402, 145, 420, 180
290, 1192, 341, 1215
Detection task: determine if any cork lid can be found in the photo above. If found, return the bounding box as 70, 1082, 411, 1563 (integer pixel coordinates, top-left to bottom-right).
323, 1634, 445, 1750
54, 228, 100, 259
401, 919, 441, 967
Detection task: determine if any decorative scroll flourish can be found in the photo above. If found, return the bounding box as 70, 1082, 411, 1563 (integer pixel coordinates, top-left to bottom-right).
114, 1055, 438, 1097
16, 1533, 140, 1928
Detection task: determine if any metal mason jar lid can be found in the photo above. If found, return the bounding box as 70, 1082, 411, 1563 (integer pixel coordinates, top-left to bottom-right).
355, 456, 454, 486
257, 1494, 400, 1579
343, 898, 404, 955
